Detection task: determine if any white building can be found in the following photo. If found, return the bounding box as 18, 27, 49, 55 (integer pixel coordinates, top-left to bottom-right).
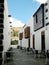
18, 0, 49, 52
18, 17, 34, 49
0, 0, 11, 64
33, 0, 49, 52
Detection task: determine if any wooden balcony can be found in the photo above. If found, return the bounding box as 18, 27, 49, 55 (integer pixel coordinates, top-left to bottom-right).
24, 27, 30, 38
19, 33, 23, 40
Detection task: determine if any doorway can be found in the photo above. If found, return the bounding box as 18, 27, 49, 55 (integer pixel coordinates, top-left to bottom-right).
41, 31, 45, 51
28, 38, 30, 48
33, 35, 35, 49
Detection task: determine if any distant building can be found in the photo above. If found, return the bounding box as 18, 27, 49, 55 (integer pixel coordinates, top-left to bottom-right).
10, 27, 22, 40
0, 0, 11, 64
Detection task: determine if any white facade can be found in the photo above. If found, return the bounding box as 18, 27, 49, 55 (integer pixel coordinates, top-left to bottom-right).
3, 0, 11, 52
18, 17, 34, 48
26, 17, 34, 48
34, 0, 49, 51
0, 0, 11, 64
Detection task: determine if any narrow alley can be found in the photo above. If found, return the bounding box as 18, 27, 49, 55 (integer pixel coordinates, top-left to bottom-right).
4, 48, 47, 65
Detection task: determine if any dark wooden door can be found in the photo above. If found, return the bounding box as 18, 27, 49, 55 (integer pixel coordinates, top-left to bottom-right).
41, 31, 45, 51
33, 35, 35, 49
28, 38, 30, 48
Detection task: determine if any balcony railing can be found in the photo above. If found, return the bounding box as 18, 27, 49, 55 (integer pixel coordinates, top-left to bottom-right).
24, 27, 30, 38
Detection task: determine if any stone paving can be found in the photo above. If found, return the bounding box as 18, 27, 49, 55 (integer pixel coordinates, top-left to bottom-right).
4, 48, 47, 65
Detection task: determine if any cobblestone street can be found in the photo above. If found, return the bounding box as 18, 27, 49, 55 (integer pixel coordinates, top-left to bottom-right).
4, 48, 47, 65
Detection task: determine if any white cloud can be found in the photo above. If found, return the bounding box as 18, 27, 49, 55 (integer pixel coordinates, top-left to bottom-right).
10, 17, 24, 27
36, 0, 47, 3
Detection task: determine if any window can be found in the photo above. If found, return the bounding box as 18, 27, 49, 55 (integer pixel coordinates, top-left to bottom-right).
45, 3, 48, 6
10, 25, 12, 27
46, 17, 48, 19
46, 22, 49, 26
8, 15, 11, 17
45, 9, 48, 12
36, 15, 38, 23
9, 22, 12, 23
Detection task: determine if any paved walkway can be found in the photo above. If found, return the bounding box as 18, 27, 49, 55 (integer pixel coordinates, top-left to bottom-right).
4, 48, 47, 65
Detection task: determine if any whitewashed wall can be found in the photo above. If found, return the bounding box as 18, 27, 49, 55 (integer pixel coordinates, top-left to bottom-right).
3, 0, 11, 52
22, 38, 28, 48
44, 0, 49, 26
34, 0, 49, 51
35, 27, 45, 50
18, 17, 34, 48
18, 28, 23, 46
45, 26, 49, 51
26, 17, 34, 48
34, 26, 49, 51
22, 17, 34, 48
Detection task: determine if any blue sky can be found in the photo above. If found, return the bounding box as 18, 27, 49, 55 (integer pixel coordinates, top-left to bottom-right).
7, 0, 40, 24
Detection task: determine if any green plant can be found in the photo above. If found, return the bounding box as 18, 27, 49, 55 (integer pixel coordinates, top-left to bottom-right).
11, 40, 18, 45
